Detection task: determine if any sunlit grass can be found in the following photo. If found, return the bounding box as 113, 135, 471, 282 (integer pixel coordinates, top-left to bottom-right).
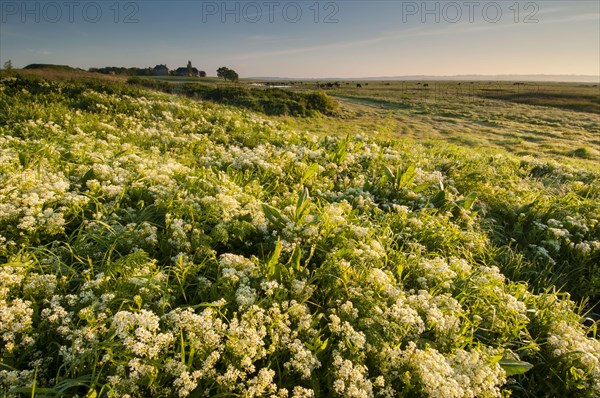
1, 72, 599, 397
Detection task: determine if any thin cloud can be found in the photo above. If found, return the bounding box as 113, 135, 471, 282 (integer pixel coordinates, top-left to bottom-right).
0, 26, 33, 40
27, 48, 51, 55
233, 10, 598, 61
232, 22, 491, 61
232, 25, 432, 60
245, 34, 277, 42
540, 13, 600, 24
536, 5, 570, 15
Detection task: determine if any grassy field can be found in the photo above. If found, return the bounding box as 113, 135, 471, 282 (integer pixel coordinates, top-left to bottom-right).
1, 69, 599, 397
283, 80, 600, 167
129, 76, 600, 166
126, 77, 600, 168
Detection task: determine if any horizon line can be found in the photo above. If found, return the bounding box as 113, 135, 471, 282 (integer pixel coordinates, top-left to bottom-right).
246, 74, 600, 83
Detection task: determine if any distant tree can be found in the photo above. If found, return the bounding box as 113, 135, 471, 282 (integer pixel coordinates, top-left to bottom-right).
224, 69, 239, 82
217, 67, 239, 82
199, 70, 207, 78
3, 59, 13, 70
217, 67, 229, 80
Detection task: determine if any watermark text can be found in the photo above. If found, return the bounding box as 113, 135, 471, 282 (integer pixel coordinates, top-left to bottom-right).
1, 1, 140, 23
401, 2, 539, 23
200, 2, 340, 23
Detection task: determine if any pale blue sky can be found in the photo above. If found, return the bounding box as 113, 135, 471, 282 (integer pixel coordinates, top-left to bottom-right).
1, 1, 598, 78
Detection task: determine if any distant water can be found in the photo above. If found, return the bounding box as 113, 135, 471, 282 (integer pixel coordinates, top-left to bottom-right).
252, 83, 292, 88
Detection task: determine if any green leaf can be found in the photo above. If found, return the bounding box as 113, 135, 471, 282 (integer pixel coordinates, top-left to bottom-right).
319, 337, 329, 352
80, 168, 96, 190
300, 163, 319, 185
295, 187, 311, 222
399, 164, 416, 188
262, 204, 287, 229
432, 190, 447, 208
383, 165, 395, 184
266, 239, 283, 277
85, 389, 98, 398
332, 134, 350, 164
499, 358, 534, 376
18, 152, 27, 167
462, 192, 478, 210
180, 330, 186, 365
413, 183, 430, 193
289, 245, 303, 272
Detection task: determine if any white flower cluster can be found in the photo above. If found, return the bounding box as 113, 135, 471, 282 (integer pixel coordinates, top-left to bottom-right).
332, 351, 373, 398
112, 310, 174, 358
0, 260, 38, 353
220, 253, 259, 285
547, 321, 600, 394
0, 297, 33, 353
0, 168, 70, 234
380, 342, 505, 398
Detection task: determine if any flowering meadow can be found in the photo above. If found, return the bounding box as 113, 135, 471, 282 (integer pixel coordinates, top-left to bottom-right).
1, 74, 599, 397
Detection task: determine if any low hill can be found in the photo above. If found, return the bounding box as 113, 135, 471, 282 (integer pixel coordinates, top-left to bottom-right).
23, 63, 82, 71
